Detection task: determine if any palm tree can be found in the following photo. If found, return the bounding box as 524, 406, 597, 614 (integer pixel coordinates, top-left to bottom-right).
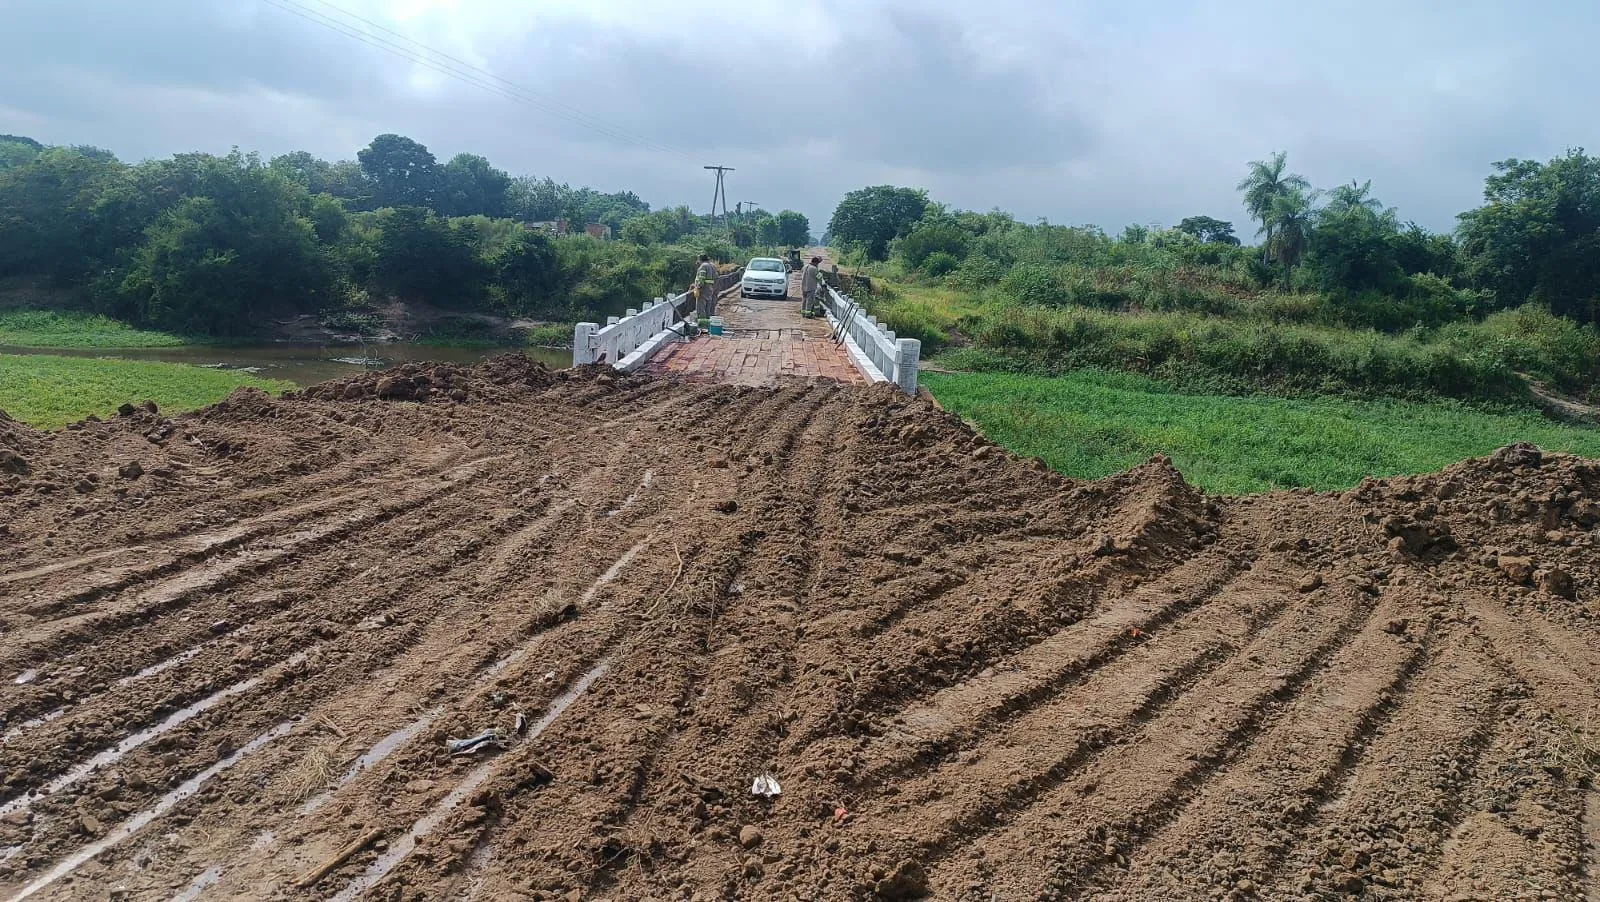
1324, 179, 1383, 217
1265, 187, 1317, 285
1237, 151, 1311, 262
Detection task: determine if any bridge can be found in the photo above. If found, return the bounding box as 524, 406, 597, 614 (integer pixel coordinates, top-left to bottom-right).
570, 261, 921, 393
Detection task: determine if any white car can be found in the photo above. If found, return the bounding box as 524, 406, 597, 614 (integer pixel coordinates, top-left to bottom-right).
740, 258, 789, 299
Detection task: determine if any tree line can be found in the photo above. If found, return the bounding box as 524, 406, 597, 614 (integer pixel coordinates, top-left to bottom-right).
0, 133, 810, 335
827, 148, 1600, 328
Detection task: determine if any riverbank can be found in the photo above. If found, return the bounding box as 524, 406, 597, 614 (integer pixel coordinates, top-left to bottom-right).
0, 341, 573, 428
0, 353, 295, 429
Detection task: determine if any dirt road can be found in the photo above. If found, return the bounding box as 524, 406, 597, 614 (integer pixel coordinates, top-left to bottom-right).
1, 357, 1598, 900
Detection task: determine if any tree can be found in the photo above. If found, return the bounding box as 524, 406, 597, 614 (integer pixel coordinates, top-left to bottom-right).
1392, 223, 1458, 278
1264, 187, 1317, 283
1175, 215, 1239, 245
775, 210, 810, 247
117, 160, 329, 334
0, 146, 131, 280
492, 229, 558, 313
507, 175, 568, 221
1459, 149, 1600, 323
1238, 152, 1310, 262
370, 206, 486, 307
1120, 224, 1150, 244
620, 215, 667, 245
898, 217, 971, 268
0, 139, 40, 171
755, 215, 781, 246
357, 134, 439, 209
828, 186, 929, 260
1304, 186, 1402, 295
438, 153, 510, 217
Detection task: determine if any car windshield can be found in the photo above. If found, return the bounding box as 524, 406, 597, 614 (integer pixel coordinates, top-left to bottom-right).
749, 259, 784, 272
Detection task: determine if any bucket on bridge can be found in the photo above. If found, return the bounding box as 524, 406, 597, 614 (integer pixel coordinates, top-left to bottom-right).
708, 316, 724, 336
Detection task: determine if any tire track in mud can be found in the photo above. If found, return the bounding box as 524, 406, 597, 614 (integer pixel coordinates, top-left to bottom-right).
3, 360, 1600, 900
941, 581, 1381, 898
0, 449, 667, 898
52, 408, 698, 899
0, 447, 472, 606
569, 385, 853, 899
1087, 586, 1433, 900
1260, 635, 1507, 900
0, 458, 526, 736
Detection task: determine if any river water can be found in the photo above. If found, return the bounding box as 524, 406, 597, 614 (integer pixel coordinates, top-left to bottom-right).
0, 342, 572, 387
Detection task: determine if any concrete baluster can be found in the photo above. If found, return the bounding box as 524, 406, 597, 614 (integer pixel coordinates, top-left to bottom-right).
895, 338, 921, 395
573, 322, 598, 366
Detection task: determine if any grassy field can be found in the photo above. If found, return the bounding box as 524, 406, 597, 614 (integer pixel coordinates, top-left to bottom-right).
0, 353, 293, 429
923, 368, 1600, 494
862, 274, 1600, 405
0, 310, 188, 349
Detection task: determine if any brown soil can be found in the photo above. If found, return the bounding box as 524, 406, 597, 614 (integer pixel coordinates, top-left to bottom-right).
1, 356, 1598, 901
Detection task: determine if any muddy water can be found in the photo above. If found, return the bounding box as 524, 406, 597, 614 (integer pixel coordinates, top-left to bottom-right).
0, 342, 571, 387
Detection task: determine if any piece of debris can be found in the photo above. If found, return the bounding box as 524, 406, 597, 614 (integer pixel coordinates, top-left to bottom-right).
875, 858, 929, 900
751, 773, 782, 798
296, 828, 384, 888
514, 712, 528, 736
13, 669, 38, 686
738, 825, 763, 848
447, 730, 505, 756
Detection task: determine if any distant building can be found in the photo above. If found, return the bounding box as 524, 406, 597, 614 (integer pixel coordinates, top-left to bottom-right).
584, 223, 612, 240
525, 219, 570, 236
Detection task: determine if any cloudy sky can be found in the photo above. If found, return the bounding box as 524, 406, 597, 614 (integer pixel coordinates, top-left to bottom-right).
3, 0, 1595, 235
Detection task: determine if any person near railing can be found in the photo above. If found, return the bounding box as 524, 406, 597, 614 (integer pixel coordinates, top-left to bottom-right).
800, 255, 825, 318
694, 254, 719, 319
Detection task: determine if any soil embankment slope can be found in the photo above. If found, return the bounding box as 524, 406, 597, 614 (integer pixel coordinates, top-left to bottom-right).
1, 357, 1597, 900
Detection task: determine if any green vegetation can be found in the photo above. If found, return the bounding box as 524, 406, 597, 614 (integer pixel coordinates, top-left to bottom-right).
0, 353, 292, 429
524, 322, 573, 347
830, 148, 1600, 406
0, 309, 186, 348
0, 133, 811, 338
924, 369, 1600, 494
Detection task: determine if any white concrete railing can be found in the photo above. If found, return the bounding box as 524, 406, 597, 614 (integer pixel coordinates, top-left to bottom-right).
573, 268, 744, 372
821, 286, 920, 394
573, 293, 689, 372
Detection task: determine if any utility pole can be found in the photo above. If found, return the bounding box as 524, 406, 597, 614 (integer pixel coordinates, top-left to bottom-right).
704, 165, 733, 227
743, 202, 761, 221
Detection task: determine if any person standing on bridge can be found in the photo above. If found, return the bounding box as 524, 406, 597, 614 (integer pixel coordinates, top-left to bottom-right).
694, 254, 719, 319
801, 255, 824, 318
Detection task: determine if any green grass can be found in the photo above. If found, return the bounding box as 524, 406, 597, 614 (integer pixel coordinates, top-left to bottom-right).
923, 368, 1600, 494
0, 353, 294, 429
523, 323, 573, 348
0, 310, 188, 349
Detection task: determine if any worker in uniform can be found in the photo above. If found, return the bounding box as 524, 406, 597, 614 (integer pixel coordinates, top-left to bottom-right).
800, 255, 824, 318
695, 254, 719, 318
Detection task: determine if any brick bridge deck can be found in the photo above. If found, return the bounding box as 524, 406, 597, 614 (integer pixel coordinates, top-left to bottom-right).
644, 273, 864, 386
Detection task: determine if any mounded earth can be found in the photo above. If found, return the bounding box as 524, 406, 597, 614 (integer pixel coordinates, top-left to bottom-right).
0, 356, 1597, 901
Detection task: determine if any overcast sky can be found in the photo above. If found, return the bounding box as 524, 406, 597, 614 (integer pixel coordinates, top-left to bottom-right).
3, 0, 1596, 235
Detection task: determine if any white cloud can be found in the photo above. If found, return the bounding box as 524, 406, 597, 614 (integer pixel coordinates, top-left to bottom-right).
2, 0, 1598, 233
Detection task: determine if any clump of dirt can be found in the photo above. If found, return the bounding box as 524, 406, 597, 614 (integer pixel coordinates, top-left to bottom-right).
0, 407, 33, 476
0, 374, 1597, 902
293, 354, 555, 404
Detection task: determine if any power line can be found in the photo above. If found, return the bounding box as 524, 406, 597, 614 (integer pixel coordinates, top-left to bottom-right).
260, 0, 687, 158
296, 0, 688, 158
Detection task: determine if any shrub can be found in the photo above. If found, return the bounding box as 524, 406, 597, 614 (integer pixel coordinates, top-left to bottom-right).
998, 264, 1068, 306
922, 251, 960, 277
